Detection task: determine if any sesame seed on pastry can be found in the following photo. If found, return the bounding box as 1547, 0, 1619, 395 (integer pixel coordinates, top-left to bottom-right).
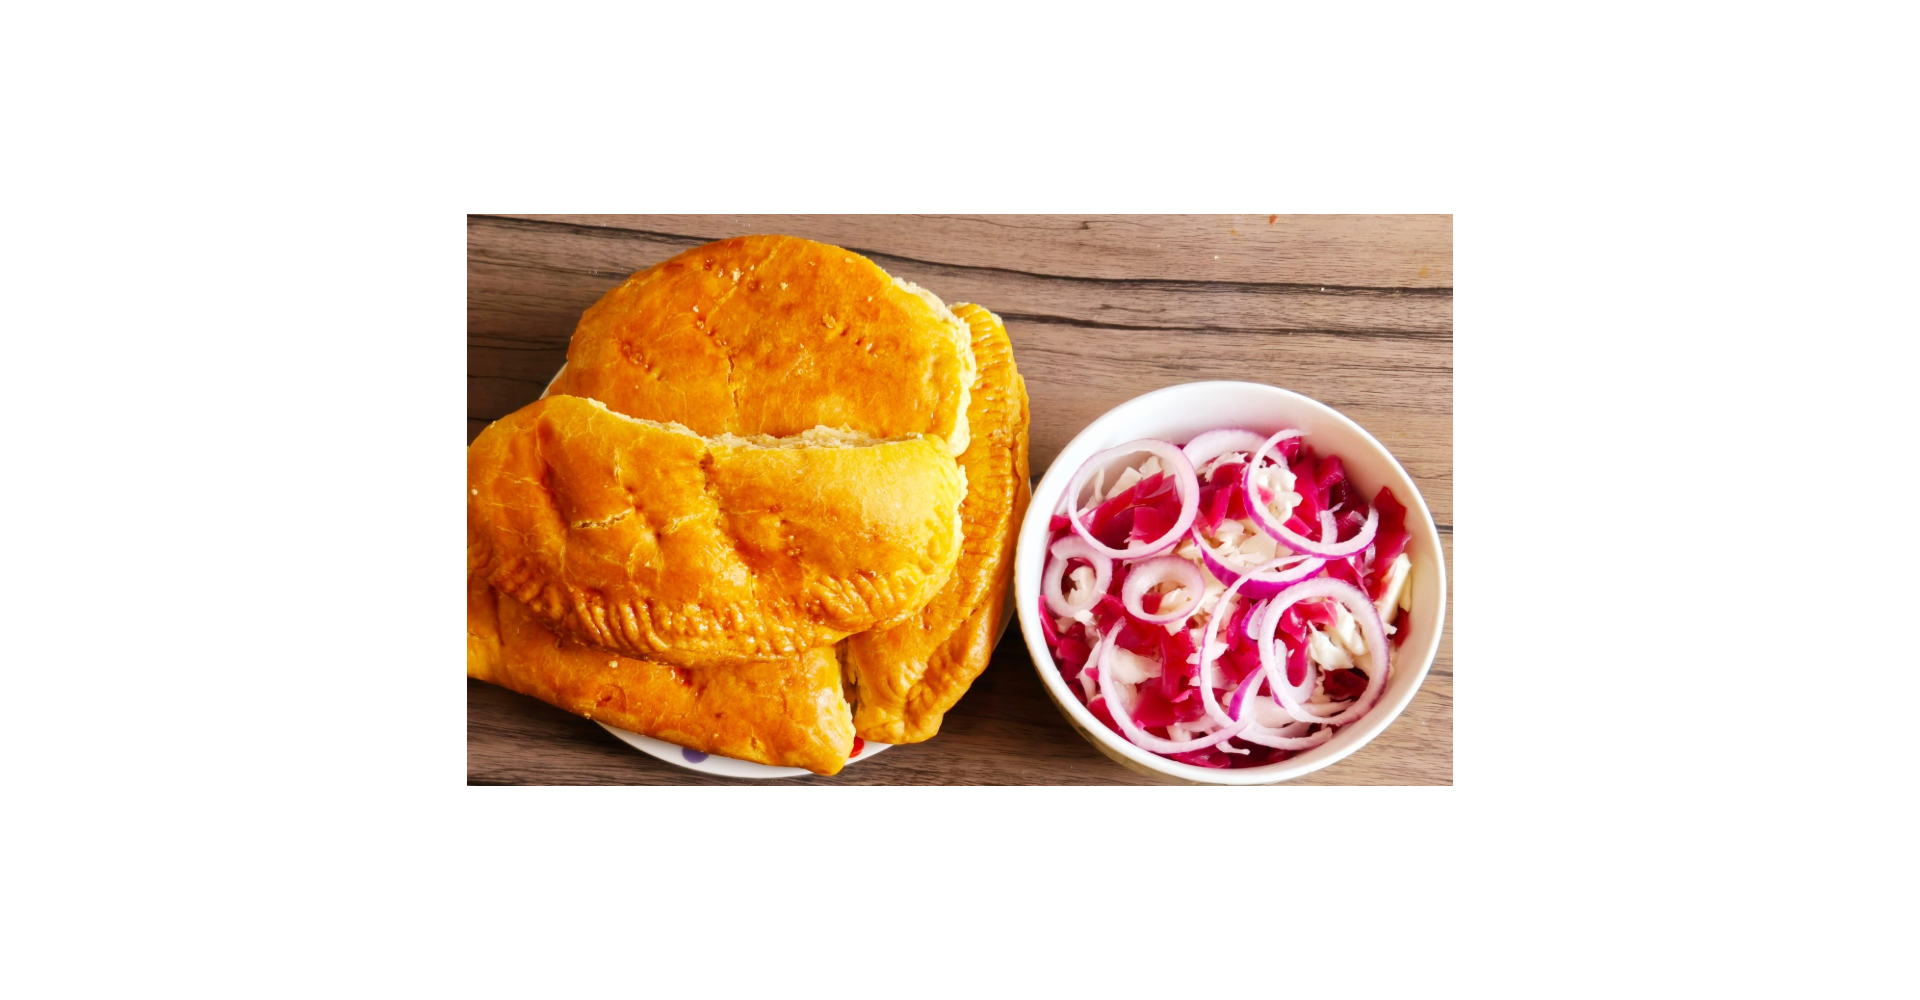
552, 234, 976, 456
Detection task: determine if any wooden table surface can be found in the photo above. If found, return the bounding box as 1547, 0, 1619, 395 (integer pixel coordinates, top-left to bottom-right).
468, 214, 1452, 785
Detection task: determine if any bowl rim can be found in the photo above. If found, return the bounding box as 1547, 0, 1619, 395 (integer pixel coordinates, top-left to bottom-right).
1014, 380, 1448, 785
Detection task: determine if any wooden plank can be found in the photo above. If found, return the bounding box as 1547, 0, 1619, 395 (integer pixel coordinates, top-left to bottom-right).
490, 214, 1454, 288
466, 214, 1452, 783
470, 216, 1451, 336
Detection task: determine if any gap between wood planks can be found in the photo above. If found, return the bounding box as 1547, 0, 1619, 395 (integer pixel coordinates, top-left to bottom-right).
989, 311, 1449, 343
469, 215, 1456, 296
466, 217, 1454, 344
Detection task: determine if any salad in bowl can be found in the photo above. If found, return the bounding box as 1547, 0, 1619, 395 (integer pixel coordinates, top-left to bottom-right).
1015, 382, 1445, 784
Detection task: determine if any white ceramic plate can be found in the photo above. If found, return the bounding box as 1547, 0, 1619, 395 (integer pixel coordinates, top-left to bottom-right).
598, 723, 888, 779
531, 363, 891, 779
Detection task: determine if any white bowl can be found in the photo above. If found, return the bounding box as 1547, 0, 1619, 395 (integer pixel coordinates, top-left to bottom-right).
1014, 381, 1447, 785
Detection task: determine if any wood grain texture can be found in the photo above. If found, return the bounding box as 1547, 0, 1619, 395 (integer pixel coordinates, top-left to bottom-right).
468, 214, 1452, 785
493, 214, 1453, 287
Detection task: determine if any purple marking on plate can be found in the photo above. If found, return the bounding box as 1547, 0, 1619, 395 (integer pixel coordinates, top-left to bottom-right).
681, 748, 709, 763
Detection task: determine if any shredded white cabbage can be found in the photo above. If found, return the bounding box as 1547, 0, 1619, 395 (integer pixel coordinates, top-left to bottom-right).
1066, 565, 1097, 603
1308, 629, 1354, 672
1107, 646, 1162, 685
1375, 552, 1413, 621
1330, 601, 1368, 658
1252, 693, 1294, 728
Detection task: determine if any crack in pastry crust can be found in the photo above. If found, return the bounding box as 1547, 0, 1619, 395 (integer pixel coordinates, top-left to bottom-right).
469, 395, 966, 669
847, 304, 1032, 743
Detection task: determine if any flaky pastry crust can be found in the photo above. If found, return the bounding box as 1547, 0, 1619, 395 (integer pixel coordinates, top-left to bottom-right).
847, 305, 1031, 743
553, 235, 977, 456
468, 395, 966, 668
468, 574, 854, 775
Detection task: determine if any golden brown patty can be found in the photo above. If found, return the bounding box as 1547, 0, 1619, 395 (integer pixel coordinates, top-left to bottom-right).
847, 304, 1031, 743
552, 234, 976, 456
469, 236, 1028, 767
468, 395, 966, 668
468, 574, 855, 775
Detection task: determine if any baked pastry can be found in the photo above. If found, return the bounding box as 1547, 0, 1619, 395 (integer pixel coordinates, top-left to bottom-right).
847, 305, 1031, 742
552, 234, 977, 456
469, 234, 1030, 773
468, 573, 855, 775
468, 394, 967, 668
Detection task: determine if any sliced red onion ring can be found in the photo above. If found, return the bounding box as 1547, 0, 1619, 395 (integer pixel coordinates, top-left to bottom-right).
1181, 428, 1269, 471
1239, 599, 1267, 647
1096, 625, 1249, 754
1254, 577, 1391, 727
1225, 658, 1270, 718
1195, 554, 1317, 730
1231, 671, 1338, 750
1064, 439, 1200, 559
1265, 719, 1314, 739
1270, 637, 1318, 707
1190, 525, 1327, 600
1239, 722, 1336, 751
1219, 605, 1346, 733
1042, 535, 1113, 617
1244, 429, 1378, 559
1120, 555, 1205, 626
